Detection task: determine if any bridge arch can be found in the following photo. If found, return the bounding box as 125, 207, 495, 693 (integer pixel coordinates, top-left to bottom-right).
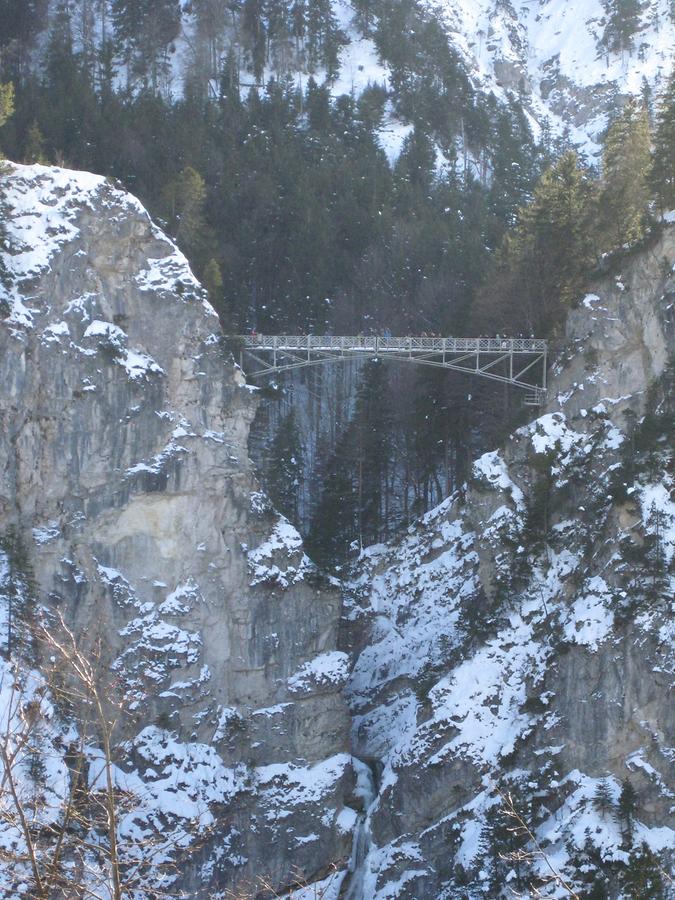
233, 334, 548, 405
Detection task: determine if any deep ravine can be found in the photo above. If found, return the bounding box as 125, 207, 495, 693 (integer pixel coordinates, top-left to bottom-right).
335, 220, 675, 897
0, 162, 673, 899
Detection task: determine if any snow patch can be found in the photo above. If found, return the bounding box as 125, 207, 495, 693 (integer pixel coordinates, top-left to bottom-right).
562, 576, 614, 651
287, 651, 350, 694
247, 517, 312, 587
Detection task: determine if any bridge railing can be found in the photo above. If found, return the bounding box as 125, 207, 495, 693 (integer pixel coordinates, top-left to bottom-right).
238, 335, 547, 353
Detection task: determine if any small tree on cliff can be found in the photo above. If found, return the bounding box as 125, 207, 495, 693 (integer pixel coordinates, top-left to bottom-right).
617, 778, 638, 848
622, 842, 666, 898
0, 82, 13, 132
0, 528, 39, 663
593, 779, 615, 817
161, 165, 209, 264
0, 81, 15, 293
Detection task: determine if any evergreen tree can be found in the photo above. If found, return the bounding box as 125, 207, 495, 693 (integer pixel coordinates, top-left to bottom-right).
488, 99, 540, 226
111, 0, 181, 91
617, 778, 638, 848
520, 149, 598, 308
357, 83, 387, 133
219, 47, 242, 110
0, 0, 49, 80
642, 504, 669, 601
242, 0, 267, 79
308, 426, 359, 565
395, 125, 436, 196
476, 151, 597, 336
41, 1, 99, 168
0, 82, 15, 294
593, 779, 615, 817
622, 842, 665, 898
352, 360, 393, 545
650, 70, 675, 212
203, 257, 224, 302
522, 454, 555, 551
192, 0, 230, 81
305, 0, 342, 75
0, 530, 38, 662
22, 120, 47, 164
0, 82, 14, 130
162, 166, 208, 262
601, 0, 642, 54
569, 830, 610, 898
265, 0, 292, 64
479, 794, 530, 894
291, 0, 306, 49
404, 368, 451, 516
599, 99, 651, 248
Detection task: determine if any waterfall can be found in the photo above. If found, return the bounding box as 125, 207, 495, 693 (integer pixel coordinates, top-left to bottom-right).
344, 758, 379, 899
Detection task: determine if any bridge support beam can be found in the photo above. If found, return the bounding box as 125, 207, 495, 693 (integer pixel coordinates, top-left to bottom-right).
231, 335, 548, 403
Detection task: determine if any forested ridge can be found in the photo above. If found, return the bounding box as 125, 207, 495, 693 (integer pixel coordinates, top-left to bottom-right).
0, 0, 674, 561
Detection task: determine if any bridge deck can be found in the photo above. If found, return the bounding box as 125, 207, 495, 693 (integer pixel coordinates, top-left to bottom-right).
239, 335, 547, 353
234, 334, 548, 403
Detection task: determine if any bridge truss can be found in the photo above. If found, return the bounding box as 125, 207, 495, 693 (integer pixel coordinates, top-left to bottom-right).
235, 335, 548, 404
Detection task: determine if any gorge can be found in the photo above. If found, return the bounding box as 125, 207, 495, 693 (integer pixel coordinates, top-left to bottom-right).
0, 161, 673, 897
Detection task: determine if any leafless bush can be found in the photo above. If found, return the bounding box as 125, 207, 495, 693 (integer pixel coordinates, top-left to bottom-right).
0, 613, 211, 899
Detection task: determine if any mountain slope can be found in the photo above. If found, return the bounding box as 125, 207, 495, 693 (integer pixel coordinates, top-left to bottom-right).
341, 221, 675, 897
422, 0, 674, 149
170, 0, 675, 154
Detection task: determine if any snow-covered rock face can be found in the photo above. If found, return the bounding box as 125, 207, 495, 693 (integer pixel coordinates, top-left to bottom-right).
424, 0, 674, 151
342, 224, 675, 897
0, 164, 355, 896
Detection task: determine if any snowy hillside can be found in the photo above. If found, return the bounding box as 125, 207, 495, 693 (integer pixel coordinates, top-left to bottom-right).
56, 0, 673, 158
424, 0, 674, 149
340, 220, 675, 896
168, 0, 675, 154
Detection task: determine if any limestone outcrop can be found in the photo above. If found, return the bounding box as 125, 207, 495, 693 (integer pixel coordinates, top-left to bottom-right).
0, 164, 354, 897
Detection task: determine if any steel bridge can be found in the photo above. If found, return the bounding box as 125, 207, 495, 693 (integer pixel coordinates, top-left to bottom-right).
235, 335, 548, 404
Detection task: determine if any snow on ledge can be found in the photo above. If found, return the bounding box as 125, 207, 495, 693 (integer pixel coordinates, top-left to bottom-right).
287, 651, 350, 694
0, 162, 216, 330
84, 319, 165, 381
562, 576, 614, 651
472, 449, 525, 509
255, 753, 352, 802
526, 412, 585, 456
246, 516, 313, 588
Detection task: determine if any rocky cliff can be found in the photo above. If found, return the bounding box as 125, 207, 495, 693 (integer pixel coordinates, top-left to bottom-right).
0, 163, 356, 898
341, 223, 675, 897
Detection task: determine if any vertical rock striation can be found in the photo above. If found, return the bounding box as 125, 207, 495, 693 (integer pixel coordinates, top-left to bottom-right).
0, 164, 355, 897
